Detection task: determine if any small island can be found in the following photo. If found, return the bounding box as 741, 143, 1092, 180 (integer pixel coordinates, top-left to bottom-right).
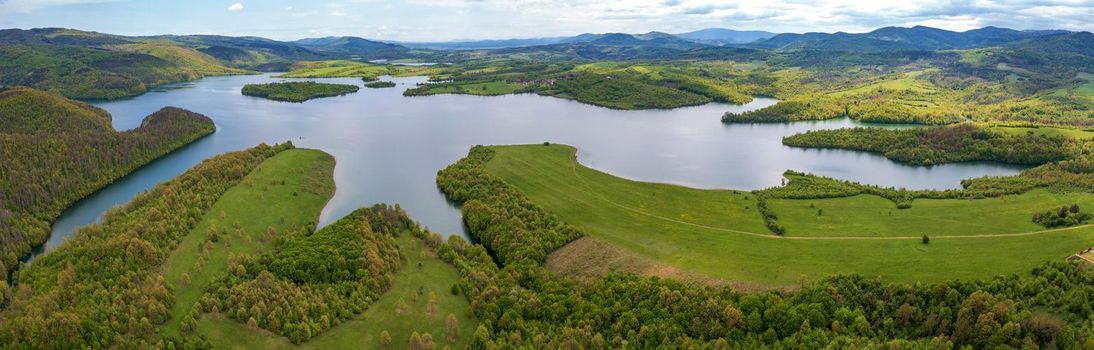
241, 82, 360, 102
364, 81, 397, 88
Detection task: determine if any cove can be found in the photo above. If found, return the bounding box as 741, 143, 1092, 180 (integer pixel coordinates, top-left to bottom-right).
31, 74, 1025, 259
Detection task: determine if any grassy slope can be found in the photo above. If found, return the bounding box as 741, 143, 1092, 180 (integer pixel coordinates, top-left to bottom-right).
278, 60, 441, 79
483, 144, 1094, 287
770, 190, 1094, 237
197, 234, 476, 349
991, 125, 1094, 140
0, 42, 254, 100
115, 43, 252, 76
413, 81, 526, 96
159, 149, 336, 336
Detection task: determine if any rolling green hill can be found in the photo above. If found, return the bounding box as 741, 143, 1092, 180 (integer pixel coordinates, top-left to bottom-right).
465, 144, 1094, 285
115, 42, 251, 76
433, 144, 1094, 348
0, 44, 204, 99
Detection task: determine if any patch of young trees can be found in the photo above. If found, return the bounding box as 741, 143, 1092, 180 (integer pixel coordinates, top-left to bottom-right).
1032, 204, 1093, 228
202, 204, 411, 344
0, 87, 215, 278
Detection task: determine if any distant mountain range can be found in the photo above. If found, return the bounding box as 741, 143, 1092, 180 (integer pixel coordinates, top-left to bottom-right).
378, 28, 776, 50
750, 26, 1071, 51
291, 36, 409, 58
355, 26, 1074, 54
674, 28, 777, 45
0, 25, 1083, 66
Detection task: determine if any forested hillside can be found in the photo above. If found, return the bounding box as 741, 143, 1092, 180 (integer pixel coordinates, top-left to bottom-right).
0, 45, 209, 99
783, 124, 1076, 166
0, 87, 215, 277
0, 143, 293, 349
0, 28, 454, 98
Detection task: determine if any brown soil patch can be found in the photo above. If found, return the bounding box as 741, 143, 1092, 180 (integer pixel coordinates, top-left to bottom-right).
546, 236, 792, 293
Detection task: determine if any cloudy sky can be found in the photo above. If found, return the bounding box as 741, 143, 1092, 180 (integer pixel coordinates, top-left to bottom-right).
0, 0, 1090, 41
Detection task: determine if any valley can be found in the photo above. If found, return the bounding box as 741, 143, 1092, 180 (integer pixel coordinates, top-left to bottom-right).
0, 11, 1092, 348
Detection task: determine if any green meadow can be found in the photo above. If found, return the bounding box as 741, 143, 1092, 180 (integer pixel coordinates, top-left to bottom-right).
991, 125, 1094, 140
482, 144, 1094, 287
770, 190, 1094, 237
159, 148, 336, 336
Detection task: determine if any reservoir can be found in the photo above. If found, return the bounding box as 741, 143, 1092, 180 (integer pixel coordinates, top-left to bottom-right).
31, 74, 1025, 258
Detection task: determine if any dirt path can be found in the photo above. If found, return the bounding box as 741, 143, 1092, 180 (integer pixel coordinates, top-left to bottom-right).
1073, 253, 1094, 265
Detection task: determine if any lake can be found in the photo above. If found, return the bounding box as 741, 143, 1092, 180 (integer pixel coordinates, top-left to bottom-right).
31, 74, 1025, 258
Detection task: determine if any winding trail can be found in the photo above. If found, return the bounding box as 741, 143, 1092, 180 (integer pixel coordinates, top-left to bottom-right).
556, 154, 1094, 241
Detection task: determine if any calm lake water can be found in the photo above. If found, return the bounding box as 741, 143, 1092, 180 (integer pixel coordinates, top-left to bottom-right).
31, 74, 1025, 258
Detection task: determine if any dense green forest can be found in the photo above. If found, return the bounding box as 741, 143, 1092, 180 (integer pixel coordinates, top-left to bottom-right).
782, 124, 1077, 166
432, 145, 1094, 349
436, 146, 582, 265
363, 81, 396, 88
0, 87, 215, 278
203, 206, 405, 344
0, 143, 292, 348
241, 82, 360, 102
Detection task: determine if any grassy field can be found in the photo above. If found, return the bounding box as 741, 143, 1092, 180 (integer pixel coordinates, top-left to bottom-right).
991, 125, 1094, 139
278, 60, 442, 79
198, 233, 477, 349
770, 190, 1094, 237
116, 42, 252, 76
159, 149, 336, 336
411, 81, 527, 96
482, 144, 1094, 287
828, 70, 938, 97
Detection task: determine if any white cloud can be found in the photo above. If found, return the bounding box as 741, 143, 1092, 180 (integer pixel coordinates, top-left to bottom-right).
227, 3, 243, 12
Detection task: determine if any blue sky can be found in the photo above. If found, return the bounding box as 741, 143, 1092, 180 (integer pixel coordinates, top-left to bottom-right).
0, 0, 1091, 41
